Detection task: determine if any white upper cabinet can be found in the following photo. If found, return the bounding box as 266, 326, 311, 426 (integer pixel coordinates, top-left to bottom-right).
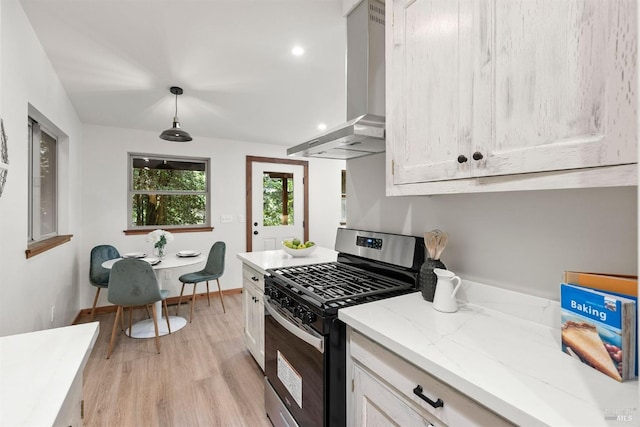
386, 0, 637, 195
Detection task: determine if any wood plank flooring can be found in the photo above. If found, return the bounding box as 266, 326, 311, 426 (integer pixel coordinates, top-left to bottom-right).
76, 293, 272, 427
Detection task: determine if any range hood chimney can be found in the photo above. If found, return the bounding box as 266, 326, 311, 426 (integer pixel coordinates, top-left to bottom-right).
287, 0, 385, 160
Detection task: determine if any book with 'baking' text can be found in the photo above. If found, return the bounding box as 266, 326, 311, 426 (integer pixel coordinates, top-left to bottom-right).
560, 283, 636, 382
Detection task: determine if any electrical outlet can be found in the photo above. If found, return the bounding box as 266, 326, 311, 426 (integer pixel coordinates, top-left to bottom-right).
220, 214, 233, 223
238, 214, 245, 223
50, 306, 55, 323
165, 270, 172, 279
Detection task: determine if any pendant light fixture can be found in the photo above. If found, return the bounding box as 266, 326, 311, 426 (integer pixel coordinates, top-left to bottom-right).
159, 86, 193, 142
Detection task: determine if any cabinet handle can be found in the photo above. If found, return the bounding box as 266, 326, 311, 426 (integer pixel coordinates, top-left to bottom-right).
413, 385, 444, 408
472, 151, 484, 161
457, 155, 468, 163
251, 276, 259, 282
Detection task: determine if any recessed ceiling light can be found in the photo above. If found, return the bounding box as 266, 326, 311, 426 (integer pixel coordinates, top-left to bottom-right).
292, 46, 305, 56
317, 123, 327, 131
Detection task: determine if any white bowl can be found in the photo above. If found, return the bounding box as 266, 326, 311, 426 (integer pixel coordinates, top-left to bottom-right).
282, 243, 317, 257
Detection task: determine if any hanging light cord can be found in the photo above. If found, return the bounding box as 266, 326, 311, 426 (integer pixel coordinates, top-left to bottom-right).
173, 93, 178, 119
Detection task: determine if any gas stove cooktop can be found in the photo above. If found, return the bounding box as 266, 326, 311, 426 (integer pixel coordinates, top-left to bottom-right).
268, 262, 414, 305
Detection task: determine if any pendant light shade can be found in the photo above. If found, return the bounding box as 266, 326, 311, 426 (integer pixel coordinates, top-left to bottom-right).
160, 86, 193, 142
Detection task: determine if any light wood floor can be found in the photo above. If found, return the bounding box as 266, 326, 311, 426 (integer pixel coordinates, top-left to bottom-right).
76, 293, 272, 427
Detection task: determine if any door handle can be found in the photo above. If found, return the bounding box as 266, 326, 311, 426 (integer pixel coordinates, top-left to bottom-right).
413, 385, 444, 408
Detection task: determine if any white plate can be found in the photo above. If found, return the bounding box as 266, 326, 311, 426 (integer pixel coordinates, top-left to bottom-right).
142, 257, 161, 265
177, 250, 201, 257
123, 252, 146, 259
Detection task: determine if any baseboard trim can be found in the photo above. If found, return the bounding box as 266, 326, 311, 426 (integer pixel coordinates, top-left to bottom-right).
73, 288, 243, 325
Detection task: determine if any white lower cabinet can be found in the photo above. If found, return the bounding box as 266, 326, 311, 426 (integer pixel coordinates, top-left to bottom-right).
54, 368, 83, 426
348, 330, 514, 427
242, 263, 265, 371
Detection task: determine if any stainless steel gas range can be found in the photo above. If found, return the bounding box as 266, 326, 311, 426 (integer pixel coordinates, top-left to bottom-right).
263, 228, 425, 427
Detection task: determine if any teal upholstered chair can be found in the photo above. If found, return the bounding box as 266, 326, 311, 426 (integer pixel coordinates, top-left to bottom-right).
106, 259, 171, 359
89, 244, 120, 321
177, 241, 226, 322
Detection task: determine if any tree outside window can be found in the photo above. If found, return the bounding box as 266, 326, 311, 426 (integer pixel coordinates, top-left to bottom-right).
129, 155, 210, 229
262, 172, 294, 226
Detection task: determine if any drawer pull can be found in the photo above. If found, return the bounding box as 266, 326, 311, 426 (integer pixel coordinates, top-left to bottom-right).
413, 385, 444, 408
251, 276, 259, 281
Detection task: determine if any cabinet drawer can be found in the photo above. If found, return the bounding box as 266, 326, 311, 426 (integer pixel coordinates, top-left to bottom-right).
242, 265, 264, 291
350, 331, 513, 427
353, 364, 439, 427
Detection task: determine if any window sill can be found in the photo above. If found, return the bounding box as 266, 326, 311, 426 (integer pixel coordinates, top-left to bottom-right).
123, 226, 214, 236
26, 234, 73, 259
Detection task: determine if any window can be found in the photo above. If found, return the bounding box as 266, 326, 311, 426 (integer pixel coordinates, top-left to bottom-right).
128, 154, 210, 229
263, 171, 294, 226
28, 118, 58, 242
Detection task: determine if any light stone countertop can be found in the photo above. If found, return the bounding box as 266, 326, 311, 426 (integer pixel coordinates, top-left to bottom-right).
236, 247, 338, 275
0, 322, 100, 426
339, 285, 638, 427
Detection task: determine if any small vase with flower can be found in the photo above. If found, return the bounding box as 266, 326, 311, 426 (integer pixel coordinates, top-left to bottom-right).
146, 229, 174, 259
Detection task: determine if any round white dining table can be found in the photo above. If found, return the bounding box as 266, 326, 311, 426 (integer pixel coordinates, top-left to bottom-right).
102, 253, 205, 338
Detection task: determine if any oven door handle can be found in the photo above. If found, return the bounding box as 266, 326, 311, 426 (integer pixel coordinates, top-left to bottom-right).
264, 297, 324, 353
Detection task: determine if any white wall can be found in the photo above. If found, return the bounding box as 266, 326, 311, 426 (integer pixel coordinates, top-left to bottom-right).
346, 153, 638, 300
0, 0, 84, 335
0, 0, 345, 335
80, 124, 345, 310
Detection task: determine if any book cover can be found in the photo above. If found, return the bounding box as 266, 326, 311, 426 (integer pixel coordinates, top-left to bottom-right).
563, 271, 638, 376
560, 283, 636, 382
563, 271, 637, 297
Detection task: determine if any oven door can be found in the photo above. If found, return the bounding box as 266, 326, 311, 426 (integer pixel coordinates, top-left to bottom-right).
264, 296, 325, 427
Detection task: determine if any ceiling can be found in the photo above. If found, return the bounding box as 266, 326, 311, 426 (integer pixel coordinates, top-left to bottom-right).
19, 0, 348, 146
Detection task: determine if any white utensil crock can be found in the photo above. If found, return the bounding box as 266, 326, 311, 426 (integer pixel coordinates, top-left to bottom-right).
432, 268, 462, 313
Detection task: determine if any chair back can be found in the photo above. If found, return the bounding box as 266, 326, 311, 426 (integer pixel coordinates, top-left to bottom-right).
203, 241, 226, 277
90, 245, 120, 286
107, 259, 163, 306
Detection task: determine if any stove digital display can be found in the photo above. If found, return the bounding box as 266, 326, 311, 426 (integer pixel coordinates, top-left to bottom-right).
356, 236, 383, 250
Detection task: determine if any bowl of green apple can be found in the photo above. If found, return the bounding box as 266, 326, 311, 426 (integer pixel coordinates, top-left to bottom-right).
282, 238, 316, 257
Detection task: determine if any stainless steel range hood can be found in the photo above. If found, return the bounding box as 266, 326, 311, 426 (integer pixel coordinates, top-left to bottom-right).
288, 0, 385, 160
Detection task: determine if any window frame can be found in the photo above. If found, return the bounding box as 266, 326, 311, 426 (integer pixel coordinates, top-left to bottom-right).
127, 153, 211, 230
28, 117, 58, 242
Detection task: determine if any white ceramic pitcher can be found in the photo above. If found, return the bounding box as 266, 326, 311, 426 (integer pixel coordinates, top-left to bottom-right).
432, 268, 462, 313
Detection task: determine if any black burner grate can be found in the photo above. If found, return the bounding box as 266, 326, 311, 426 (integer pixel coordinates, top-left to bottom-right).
269, 262, 413, 305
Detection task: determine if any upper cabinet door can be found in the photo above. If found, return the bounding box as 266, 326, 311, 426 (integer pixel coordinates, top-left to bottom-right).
387, 0, 637, 194
389, 0, 473, 184
475, 0, 637, 178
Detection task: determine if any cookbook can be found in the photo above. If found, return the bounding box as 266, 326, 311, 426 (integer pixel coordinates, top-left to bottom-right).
560, 283, 636, 382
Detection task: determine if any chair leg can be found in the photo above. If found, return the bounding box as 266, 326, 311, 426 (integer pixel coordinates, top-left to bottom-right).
206, 281, 211, 306
145, 305, 151, 319
190, 283, 197, 323
176, 283, 186, 316
106, 306, 123, 359
163, 300, 171, 334
150, 304, 160, 354
216, 278, 226, 313
128, 306, 133, 337
90, 288, 101, 321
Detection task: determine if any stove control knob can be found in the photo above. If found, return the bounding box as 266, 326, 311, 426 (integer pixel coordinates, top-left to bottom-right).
281, 296, 292, 308
302, 311, 317, 325
294, 306, 309, 320
270, 289, 282, 301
